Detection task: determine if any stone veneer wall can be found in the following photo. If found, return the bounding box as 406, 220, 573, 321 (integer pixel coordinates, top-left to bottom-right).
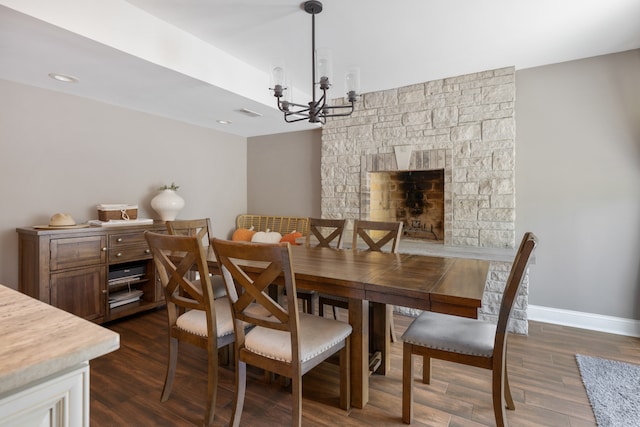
320, 67, 529, 334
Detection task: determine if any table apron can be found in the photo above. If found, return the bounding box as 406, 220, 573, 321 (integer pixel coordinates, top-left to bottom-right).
364, 290, 431, 311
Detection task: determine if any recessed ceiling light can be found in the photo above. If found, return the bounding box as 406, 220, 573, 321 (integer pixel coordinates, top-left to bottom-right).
48, 73, 79, 83
217, 120, 232, 125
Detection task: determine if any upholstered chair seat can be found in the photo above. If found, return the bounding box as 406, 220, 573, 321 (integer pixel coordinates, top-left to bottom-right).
175, 299, 235, 339
244, 312, 352, 363
401, 311, 496, 358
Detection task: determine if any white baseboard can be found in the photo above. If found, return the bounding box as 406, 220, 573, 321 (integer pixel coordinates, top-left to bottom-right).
528, 305, 640, 338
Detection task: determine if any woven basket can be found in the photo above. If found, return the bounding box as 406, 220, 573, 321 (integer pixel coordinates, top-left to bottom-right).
98, 206, 138, 221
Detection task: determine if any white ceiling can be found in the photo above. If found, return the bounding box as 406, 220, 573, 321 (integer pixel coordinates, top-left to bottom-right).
1, 0, 639, 137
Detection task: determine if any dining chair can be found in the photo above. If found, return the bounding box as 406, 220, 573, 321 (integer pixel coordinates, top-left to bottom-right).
319, 219, 403, 342
211, 238, 352, 427
145, 231, 236, 427
351, 219, 403, 253
304, 217, 347, 249
294, 217, 346, 315
166, 218, 226, 300
401, 232, 538, 426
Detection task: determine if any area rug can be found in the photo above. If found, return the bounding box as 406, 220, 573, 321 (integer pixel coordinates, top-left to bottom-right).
576, 354, 640, 427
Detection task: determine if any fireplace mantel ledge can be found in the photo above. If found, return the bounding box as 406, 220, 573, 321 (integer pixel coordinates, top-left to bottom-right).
397, 239, 517, 263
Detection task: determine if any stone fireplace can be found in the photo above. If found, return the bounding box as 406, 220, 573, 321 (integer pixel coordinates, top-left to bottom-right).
319, 66, 530, 334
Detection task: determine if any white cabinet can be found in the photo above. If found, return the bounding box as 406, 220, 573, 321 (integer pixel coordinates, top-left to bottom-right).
0, 285, 119, 427
0, 364, 89, 427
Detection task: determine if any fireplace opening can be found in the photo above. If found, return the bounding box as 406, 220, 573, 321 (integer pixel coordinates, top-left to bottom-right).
369, 169, 444, 242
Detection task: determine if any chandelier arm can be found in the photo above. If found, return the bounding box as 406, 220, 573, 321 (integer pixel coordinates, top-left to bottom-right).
284, 102, 311, 110
321, 110, 355, 118
284, 113, 313, 123
321, 103, 355, 111
313, 91, 327, 110
318, 104, 355, 118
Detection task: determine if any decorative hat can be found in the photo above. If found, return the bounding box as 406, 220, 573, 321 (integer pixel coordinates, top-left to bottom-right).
34, 213, 89, 229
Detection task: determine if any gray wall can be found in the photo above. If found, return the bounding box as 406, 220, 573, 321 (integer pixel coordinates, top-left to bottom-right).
0, 79, 247, 290
247, 129, 322, 218
248, 50, 640, 320
516, 50, 640, 319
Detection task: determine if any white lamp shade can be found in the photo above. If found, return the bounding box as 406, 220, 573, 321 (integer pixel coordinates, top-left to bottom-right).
315, 48, 333, 83
271, 62, 286, 87
345, 67, 360, 94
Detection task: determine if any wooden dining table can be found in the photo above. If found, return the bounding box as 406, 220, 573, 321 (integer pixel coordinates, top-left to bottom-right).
206, 244, 490, 409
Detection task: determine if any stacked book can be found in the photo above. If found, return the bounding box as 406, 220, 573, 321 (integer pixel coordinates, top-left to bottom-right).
108, 272, 145, 309
109, 289, 143, 309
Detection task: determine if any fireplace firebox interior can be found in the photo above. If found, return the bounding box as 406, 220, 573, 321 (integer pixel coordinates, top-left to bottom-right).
369, 169, 444, 242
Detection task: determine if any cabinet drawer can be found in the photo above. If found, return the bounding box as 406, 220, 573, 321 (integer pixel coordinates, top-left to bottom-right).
50, 236, 107, 270
109, 244, 152, 264
109, 232, 147, 248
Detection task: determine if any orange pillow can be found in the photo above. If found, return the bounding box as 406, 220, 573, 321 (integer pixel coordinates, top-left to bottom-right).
280, 231, 303, 245
232, 227, 255, 242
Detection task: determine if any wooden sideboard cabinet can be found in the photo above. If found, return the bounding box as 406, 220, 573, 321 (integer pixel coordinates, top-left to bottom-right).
17, 223, 167, 323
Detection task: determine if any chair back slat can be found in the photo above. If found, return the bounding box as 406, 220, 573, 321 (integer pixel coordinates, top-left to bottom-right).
352, 219, 403, 253
305, 218, 346, 249
166, 218, 213, 248
145, 231, 217, 324
212, 239, 301, 339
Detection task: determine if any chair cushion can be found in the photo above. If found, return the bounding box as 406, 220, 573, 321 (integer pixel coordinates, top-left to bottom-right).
191, 274, 227, 300
401, 311, 496, 357
209, 274, 228, 299
176, 298, 234, 338
244, 313, 352, 363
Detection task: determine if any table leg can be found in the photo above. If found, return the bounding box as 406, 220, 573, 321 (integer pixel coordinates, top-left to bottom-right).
370, 302, 391, 375
348, 298, 369, 408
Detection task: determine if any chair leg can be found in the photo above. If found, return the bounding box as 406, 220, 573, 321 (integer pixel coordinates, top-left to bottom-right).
332, 305, 338, 320
504, 363, 515, 410
388, 305, 398, 342
311, 292, 318, 315
319, 299, 325, 317
402, 342, 414, 424
230, 360, 247, 427
339, 339, 351, 410
292, 374, 302, 427
204, 344, 219, 426
422, 355, 431, 384
161, 336, 178, 402
492, 367, 508, 427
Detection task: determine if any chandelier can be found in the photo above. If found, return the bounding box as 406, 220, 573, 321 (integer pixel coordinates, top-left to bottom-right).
270, 1, 360, 124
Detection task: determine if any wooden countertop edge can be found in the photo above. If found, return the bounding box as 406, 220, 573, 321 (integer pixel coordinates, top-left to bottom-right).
0, 285, 120, 396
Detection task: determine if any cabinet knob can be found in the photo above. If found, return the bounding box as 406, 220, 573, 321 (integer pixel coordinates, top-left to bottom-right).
102, 247, 108, 252
116, 237, 123, 243
145, 249, 151, 254
116, 252, 123, 257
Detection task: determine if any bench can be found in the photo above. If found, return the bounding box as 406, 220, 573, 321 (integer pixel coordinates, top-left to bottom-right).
235, 214, 309, 236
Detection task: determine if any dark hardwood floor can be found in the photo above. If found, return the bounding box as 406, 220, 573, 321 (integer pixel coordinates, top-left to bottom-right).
90, 308, 640, 426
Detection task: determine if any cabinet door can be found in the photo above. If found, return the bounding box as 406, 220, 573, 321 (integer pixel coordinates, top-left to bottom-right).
50, 235, 106, 270
51, 266, 106, 322
0, 363, 89, 427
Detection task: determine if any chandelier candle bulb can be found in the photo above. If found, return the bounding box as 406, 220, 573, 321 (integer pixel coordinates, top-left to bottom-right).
345, 67, 361, 99
316, 47, 333, 84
